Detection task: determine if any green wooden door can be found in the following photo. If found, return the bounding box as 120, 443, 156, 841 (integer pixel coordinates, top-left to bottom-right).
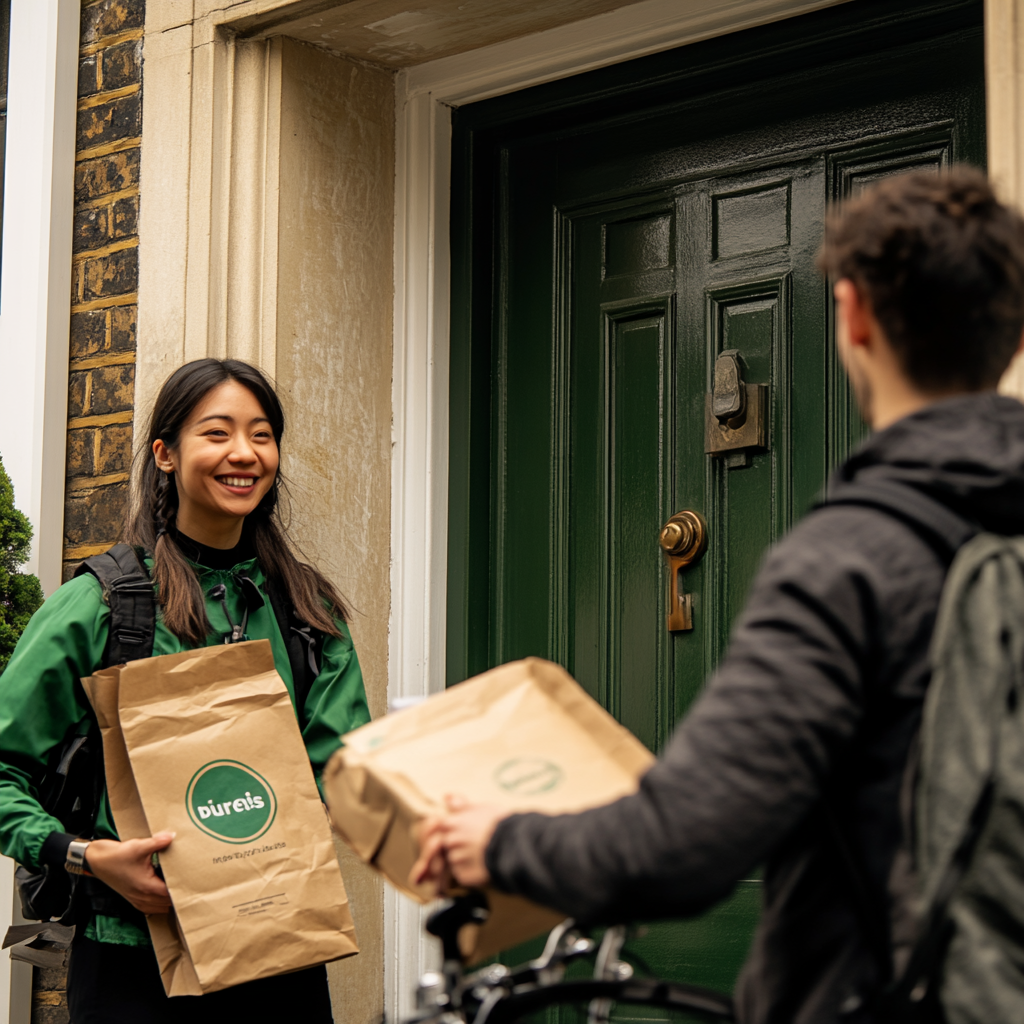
448, 0, 984, 999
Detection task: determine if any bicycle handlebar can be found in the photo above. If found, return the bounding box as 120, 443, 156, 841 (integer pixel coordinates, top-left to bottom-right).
410, 895, 735, 1024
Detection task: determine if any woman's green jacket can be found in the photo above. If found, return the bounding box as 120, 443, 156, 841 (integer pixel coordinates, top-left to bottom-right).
0, 552, 370, 944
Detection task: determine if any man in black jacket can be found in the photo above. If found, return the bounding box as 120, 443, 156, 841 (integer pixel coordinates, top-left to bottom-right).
413, 169, 1024, 1022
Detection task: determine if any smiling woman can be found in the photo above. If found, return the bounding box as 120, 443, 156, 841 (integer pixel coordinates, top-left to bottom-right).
0, 358, 370, 1022
153, 381, 281, 544
126, 359, 351, 647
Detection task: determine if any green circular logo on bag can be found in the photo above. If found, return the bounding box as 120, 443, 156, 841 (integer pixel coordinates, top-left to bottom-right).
494, 758, 563, 795
186, 760, 277, 844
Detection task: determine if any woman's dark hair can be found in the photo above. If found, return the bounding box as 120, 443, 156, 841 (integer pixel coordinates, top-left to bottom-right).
818, 166, 1024, 391
124, 358, 350, 646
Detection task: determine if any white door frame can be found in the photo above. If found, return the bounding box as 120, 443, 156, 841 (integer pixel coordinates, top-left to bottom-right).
386, 0, 849, 1016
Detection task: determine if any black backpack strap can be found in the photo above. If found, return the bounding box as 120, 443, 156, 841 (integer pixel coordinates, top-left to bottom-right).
265, 577, 323, 714
821, 480, 978, 565
16, 546, 155, 922
819, 481, 983, 1016
74, 543, 155, 666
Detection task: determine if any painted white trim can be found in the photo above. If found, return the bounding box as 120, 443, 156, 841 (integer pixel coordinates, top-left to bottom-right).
386, 0, 850, 1017
402, 0, 851, 104
388, 88, 451, 1019
0, 0, 80, 595
390, 90, 453, 721
0, 3, 81, 1018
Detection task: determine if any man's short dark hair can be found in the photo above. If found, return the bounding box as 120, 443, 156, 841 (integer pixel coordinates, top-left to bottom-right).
818, 167, 1024, 391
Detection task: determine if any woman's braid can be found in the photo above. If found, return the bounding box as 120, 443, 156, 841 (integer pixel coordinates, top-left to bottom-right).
153, 470, 176, 540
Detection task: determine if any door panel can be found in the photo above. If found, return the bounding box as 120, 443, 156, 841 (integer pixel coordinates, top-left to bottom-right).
570, 200, 679, 742
448, 0, 983, 999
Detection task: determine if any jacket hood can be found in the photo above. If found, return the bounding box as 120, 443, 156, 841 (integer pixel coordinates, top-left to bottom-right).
832, 392, 1024, 534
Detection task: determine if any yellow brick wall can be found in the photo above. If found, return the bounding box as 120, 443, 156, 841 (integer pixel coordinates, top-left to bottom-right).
36, 2, 144, 1020
62, 0, 143, 582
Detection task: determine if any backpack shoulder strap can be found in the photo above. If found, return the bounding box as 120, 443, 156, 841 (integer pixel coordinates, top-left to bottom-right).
264, 577, 323, 714
820, 482, 995, 1014
74, 543, 155, 667
822, 479, 978, 564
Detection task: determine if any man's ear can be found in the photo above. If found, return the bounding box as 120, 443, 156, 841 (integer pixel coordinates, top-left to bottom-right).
834, 278, 873, 350
152, 438, 175, 475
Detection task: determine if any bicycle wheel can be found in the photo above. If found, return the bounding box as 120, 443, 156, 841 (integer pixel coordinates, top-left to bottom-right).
482, 977, 734, 1024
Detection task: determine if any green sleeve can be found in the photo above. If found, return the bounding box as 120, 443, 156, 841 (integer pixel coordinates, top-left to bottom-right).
0, 575, 108, 868
301, 625, 371, 783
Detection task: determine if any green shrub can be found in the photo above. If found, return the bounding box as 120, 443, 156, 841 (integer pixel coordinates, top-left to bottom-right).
0, 455, 43, 673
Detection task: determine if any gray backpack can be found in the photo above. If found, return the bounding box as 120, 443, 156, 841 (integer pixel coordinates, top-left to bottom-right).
829, 481, 1024, 1023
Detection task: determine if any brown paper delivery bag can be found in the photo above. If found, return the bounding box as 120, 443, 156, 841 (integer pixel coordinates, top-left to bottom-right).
83, 665, 204, 996
322, 657, 655, 962
83, 640, 358, 995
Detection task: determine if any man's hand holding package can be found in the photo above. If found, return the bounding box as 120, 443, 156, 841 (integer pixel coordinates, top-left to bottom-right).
412, 795, 508, 895
86, 831, 175, 915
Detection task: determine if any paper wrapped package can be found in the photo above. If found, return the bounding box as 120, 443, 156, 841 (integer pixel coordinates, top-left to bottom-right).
83, 640, 358, 995
323, 657, 655, 962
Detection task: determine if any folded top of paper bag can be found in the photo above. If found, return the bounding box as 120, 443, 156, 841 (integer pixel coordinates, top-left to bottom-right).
342, 657, 654, 815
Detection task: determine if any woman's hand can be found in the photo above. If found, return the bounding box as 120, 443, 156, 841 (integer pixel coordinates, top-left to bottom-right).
411, 795, 508, 896
85, 832, 175, 915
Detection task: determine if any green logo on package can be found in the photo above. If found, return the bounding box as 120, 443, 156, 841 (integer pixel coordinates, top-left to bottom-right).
494, 758, 563, 795
185, 760, 277, 844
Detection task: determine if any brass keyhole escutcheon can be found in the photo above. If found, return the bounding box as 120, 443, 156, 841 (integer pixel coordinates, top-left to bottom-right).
660, 510, 708, 632
659, 510, 707, 561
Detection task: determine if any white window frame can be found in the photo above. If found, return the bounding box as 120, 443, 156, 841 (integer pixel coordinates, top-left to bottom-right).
0, 1, 80, 1020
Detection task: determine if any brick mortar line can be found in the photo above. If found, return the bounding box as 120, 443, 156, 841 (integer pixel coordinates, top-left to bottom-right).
72, 237, 138, 264
76, 137, 141, 163
72, 293, 139, 314
69, 352, 136, 371
79, 28, 144, 57
76, 187, 140, 211
64, 543, 118, 560
78, 84, 140, 111
67, 472, 131, 492
68, 411, 134, 429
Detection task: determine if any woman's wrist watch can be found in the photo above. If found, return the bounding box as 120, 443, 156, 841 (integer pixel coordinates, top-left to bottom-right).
65, 839, 92, 876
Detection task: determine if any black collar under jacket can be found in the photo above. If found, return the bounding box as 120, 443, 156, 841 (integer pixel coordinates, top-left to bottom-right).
172, 529, 256, 571
484, 391, 1024, 1024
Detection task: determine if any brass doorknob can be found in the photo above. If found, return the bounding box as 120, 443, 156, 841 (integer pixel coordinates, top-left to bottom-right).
659, 510, 707, 632
659, 510, 707, 563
